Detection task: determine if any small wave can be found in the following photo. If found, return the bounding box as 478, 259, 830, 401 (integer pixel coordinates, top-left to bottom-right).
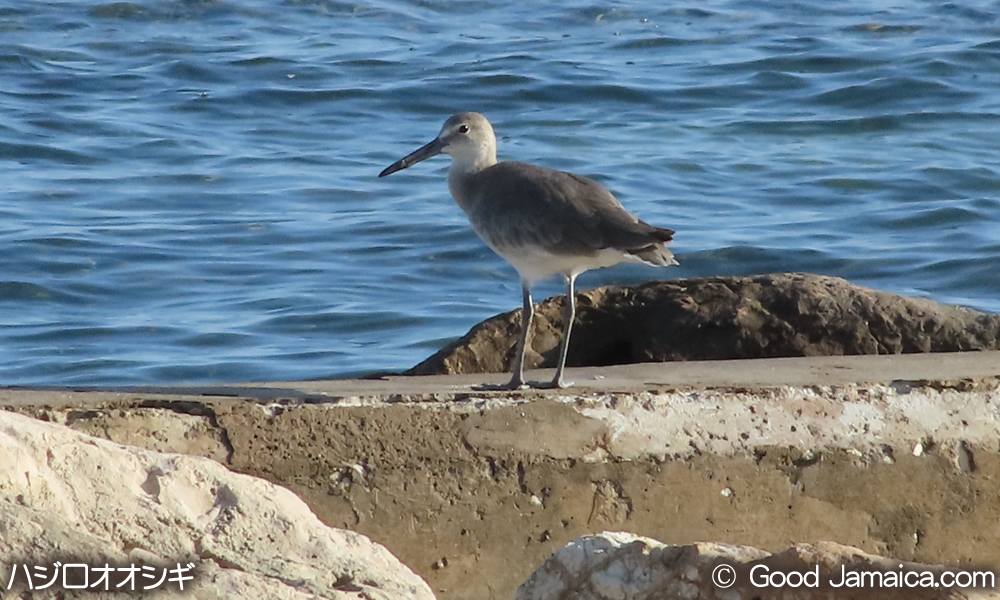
0, 281, 72, 303
705, 55, 882, 75
721, 116, 901, 136
89, 2, 149, 20
811, 77, 974, 110
234, 87, 376, 107
257, 310, 426, 336
843, 23, 921, 35
749, 71, 810, 91
89, 0, 248, 22
178, 332, 254, 348
165, 60, 230, 84
883, 206, 990, 230
921, 166, 1000, 193
517, 83, 657, 106
613, 37, 697, 51
0, 141, 104, 165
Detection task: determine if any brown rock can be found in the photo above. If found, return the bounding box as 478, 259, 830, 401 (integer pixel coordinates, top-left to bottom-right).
408, 273, 1000, 375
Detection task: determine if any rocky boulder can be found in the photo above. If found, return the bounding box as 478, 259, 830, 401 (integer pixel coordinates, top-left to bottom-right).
409, 273, 1000, 376
516, 531, 998, 600
0, 410, 434, 600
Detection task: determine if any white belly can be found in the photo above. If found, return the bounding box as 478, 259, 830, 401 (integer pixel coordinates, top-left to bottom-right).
489, 244, 634, 285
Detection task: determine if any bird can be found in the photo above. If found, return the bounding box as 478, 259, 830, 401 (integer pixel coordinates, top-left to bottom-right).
379, 112, 677, 389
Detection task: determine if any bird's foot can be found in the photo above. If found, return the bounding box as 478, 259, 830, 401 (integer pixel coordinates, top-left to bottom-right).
474, 377, 530, 392
535, 377, 573, 390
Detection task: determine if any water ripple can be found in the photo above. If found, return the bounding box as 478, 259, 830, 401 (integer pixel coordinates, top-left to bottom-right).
0, 0, 997, 385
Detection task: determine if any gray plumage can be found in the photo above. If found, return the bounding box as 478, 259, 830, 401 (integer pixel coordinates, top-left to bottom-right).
380, 112, 677, 389
453, 161, 676, 267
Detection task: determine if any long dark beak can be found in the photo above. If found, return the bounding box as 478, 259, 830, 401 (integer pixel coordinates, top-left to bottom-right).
378, 137, 446, 177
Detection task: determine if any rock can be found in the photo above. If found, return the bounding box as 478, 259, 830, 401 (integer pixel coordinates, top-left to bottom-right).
516, 531, 998, 600
408, 273, 1000, 375
0, 410, 434, 600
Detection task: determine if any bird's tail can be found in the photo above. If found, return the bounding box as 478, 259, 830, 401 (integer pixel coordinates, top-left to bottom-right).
631, 243, 679, 267
629, 225, 678, 267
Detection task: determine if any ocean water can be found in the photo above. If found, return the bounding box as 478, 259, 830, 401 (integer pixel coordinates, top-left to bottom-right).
2, 0, 999, 386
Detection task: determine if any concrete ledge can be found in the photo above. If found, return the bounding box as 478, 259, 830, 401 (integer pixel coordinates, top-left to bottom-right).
5, 350, 999, 403
4, 352, 1000, 600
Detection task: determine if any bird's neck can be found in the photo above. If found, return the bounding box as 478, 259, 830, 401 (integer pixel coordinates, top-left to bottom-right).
451, 145, 497, 174
447, 153, 496, 213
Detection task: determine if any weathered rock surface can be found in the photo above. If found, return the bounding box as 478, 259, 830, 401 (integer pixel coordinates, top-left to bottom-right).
408, 273, 1000, 375
7, 366, 1000, 600
0, 410, 434, 600
517, 532, 998, 600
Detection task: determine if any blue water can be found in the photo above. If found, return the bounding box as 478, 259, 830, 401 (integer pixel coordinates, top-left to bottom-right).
2, 1, 999, 385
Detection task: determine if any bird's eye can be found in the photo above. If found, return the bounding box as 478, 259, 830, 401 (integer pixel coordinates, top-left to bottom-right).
458, 124, 470, 134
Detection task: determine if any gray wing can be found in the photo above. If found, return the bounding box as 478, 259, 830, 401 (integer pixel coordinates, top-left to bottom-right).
467, 161, 673, 257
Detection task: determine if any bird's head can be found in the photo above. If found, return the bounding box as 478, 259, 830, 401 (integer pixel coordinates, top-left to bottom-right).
379, 112, 497, 177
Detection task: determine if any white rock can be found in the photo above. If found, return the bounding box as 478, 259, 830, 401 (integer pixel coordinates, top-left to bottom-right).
516, 531, 999, 600
0, 411, 434, 599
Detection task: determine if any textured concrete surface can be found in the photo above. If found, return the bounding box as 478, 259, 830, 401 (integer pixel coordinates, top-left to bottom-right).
4, 352, 1000, 600
5, 349, 994, 403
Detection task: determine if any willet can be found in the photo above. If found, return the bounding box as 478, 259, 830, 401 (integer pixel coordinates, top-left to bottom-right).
379, 112, 677, 389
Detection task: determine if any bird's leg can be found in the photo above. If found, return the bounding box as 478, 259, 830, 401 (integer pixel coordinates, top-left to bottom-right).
541, 274, 577, 389
503, 279, 533, 390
